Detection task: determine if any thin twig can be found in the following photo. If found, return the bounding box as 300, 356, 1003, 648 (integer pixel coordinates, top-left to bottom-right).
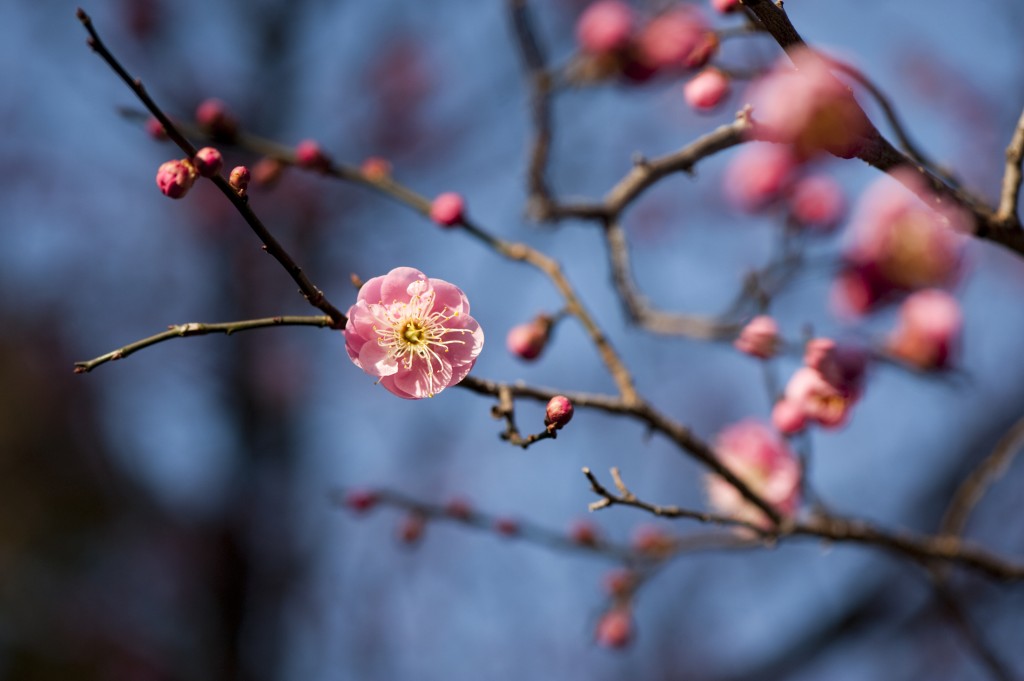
77, 10, 347, 326
996, 105, 1024, 227
73, 316, 334, 373
490, 384, 558, 448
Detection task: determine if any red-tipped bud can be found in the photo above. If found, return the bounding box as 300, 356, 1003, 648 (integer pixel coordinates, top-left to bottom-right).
295, 139, 331, 172
398, 513, 426, 545
430, 192, 465, 227
494, 517, 520, 537
444, 497, 473, 520
602, 568, 636, 598
155, 158, 197, 199
506, 315, 553, 361
711, 0, 741, 13
229, 166, 251, 193
595, 608, 633, 649
630, 524, 675, 557
887, 289, 962, 370
145, 117, 168, 141
252, 157, 285, 187
361, 156, 392, 181
193, 147, 224, 178
684, 68, 730, 111
544, 395, 574, 432
195, 98, 238, 140
569, 519, 601, 547
345, 488, 378, 513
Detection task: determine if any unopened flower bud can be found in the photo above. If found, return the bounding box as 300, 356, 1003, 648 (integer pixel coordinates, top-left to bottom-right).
506, 315, 553, 361
398, 513, 426, 545
576, 0, 635, 55
361, 156, 392, 181
790, 175, 845, 231
229, 165, 251, 193
569, 519, 601, 547
156, 158, 197, 199
430, 192, 465, 227
684, 68, 730, 111
252, 157, 285, 187
887, 289, 962, 370
193, 147, 224, 177
630, 524, 674, 557
544, 395, 574, 432
195, 98, 238, 140
295, 139, 331, 172
734, 315, 780, 359
711, 0, 741, 13
145, 117, 168, 141
344, 488, 378, 513
595, 608, 633, 649
444, 497, 473, 520
494, 517, 520, 537
602, 568, 636, 598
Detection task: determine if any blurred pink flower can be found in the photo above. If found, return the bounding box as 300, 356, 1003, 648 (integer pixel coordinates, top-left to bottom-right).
707, 420, 801, 528
784, 367, 851, 429
836, 169, 967, 314
803, 338, 867, 399
343, 267, 484, 399
771, 398, 807, 435
430, 192, 466, 227
789, 174, 845, 231
576, 0, 635, 55
634, 7, 716, 72
746, 47, 869, 159
734, 315, 781, 359
887, 289, 962, 370
723, 143, 798, 212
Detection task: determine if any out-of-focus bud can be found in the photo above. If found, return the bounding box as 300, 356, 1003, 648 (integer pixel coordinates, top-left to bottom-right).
711, 0, 741, 13
595, 608, 633, 649
193, 146, 224, 178
195, 98, 238, 141
361, 156, 392, 181
635, 7, 716, 72
771, 398, 807, 436
723, 143, 798, 212
145, 117, 168, 141
295, 139, 332, 172
344, 488, 378, 513
576, 0, 635, 55
602, 568, 636, 598
494, 517, 520, 537
734, 315, 781, 359
569, 519, 601, 547
789, 174, 845, 231
630, 524, 674, 558
398, 513, 426, 545
887, 289, 962, 370
252, 158, 285, 187
430, 192, 466, 227
444, 497, 473, 520
544, 395, 574, 432
155, 158, 197, 199
506, 314, 553, 361
684, 68, 730, 111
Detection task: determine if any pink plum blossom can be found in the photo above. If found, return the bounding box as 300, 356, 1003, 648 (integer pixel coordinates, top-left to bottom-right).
711, 0, 740, 13
229, 165, 251, 193
343, 267, 484, 399
887, 289, 962, 370
544, 395, 574, 432
576, 0, 635, 55
193, 146, 223, 177
734, 315, 781, 359
772, 398, 808, 435
723, 143, 798, 212
706, 420, 801, 529
803, 338, 867, 399
836, 169, 966, 314
746, 47, 870, 159
784, 367, 851, 429
295, 139, 331, 171
634, 7, 716, 72
789, 174, 845, 231
684, 68, 730, 111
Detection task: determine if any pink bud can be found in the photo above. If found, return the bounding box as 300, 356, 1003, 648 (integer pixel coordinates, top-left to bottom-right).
361, 156, 392, 181
229, 165, 251, 193
602, 568, 636, 598
595, 608, 633, 649
635, 7, 715, 72
430, 192, 465, 227
576, 1, 635, 55
145, 117, 168, 141
155, 158, 197, 199
506, 315, 552, 361
684, 68, 730, 111
887, 289, 962, 370
544, 395, 574, 432
711, 0, 741, 13
444, 497, 473, 520
734, 315, 780, 359
630, 524, 674, 557
398, 513, 426, 545
569, 519, 601, 547
295, 139, 331, 171
252, 158, 285, 187
195, 98, 238, 140
790, 175, 845, 230
345, 488, 378, 513
193, 147, 224, 178
494, 517, 520, 537
723, 143, 798, 212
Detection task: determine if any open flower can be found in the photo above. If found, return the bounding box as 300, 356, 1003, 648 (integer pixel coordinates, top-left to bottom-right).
706, 420, 801, 529
343, 267, 484, 399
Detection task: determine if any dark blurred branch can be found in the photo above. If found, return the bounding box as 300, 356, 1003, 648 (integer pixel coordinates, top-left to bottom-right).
73, 315, 332, 373
76, 9, 347, 327
941, 413, 1024, 538
930, 579, 1019, 681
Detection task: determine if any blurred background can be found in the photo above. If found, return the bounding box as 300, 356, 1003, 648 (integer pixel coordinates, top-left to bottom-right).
2, 0, 1024, 679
